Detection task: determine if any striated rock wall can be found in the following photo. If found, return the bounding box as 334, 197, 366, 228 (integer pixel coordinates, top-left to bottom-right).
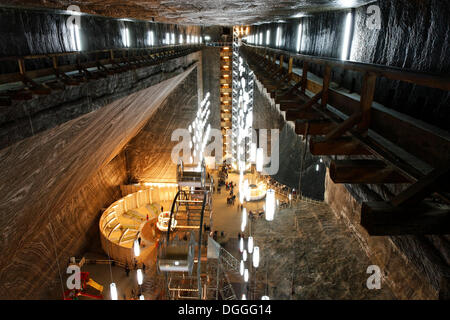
0, 65, 197, 299
126, 67, 199, 182
252, 80, 325, 199
250, 0, 450, 131
0, 51, 201, 150
0, 6, 201, 70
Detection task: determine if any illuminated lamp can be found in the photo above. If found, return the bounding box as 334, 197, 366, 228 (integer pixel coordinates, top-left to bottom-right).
265, 189, 275, 221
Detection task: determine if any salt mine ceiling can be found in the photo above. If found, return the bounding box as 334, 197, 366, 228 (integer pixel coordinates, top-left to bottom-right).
3, 0, 374, 25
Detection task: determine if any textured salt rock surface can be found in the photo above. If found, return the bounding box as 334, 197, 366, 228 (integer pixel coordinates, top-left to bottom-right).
251, 0, 450, 131
250, 200, 395, 299
0, 51, 200, 149
0, 67, 196, 299
0, 6, 202, 72
252, 74, 325, 200
1, 0, 373, 25
126, 68, 199, 182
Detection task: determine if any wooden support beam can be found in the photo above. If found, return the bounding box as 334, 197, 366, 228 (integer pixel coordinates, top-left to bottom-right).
276, 80, 303, 101
298, 90, 323, 111
324, 112, 361, 141
321, 64, 332, 108
357, 72, 377, 133
280, 101, 302, 111
279, 55, 284, 70
329, 160, 411, 184
295, 119, 335, 135
361, 201, 450, 235
310, 136, 371, 155
288, 57, 293, 74
286, 109, 324, 121
390, 167, 450, 207
269, 73, 291, 92
301, 61, 308, 93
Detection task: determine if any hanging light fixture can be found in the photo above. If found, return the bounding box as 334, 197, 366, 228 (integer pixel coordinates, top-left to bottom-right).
261, 295, 270, 300
265, 189, 275, 221
253, 246, 260, 268
110, 283, 118, 300
133, 239, 140, 257
243, 249, 247, 262
240, 260, 244, 276
136, 269, 143, 285
239, 182, 245, 205
256, 147, 263, 172
244, 179, 249, 201
139, 294, 145, 300
248, 236, 254, 254
242, 294, 247, 300
250, 142, 256, 163
239, 237, 244, 252
244, 269, 249, 282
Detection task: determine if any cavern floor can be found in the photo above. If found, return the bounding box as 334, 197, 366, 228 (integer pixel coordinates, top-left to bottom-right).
248, 200, 396, 299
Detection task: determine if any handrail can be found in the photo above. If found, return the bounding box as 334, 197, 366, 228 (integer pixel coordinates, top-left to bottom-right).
0, 44, 202, 62
196, 191, 208, 299
166, 190, 188, 242
242, 43, 450, 92
0, 44, 203, 86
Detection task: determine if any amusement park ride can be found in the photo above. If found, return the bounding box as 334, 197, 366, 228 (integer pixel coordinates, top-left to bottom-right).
63, 271, 104, 300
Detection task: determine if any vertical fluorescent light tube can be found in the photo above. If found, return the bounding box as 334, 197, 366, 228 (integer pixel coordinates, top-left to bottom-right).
256, 147, 263, 172
243, 249, 247, 262
148, 31, 154, 46
187, 35, 190, 43
244, 269, 249, 282
248, 236, 254, 254
137, 269, 143, 285
296, 23, 302, 52
122, 28, 130, 47
110, 283, 118, 300
165, 32, 169, 45
239, 237, 244, 252
259, 32, 263, 45
244, 179, 249, 201
171, 33, 175, 44
240, 260, 244, 276
265, 189, 275, 221
253, 246, 259, 268
266, 30, 270, 45
276, 26, 281, 47
133, 239, 140, 257
179, 34, 183, 44
341, 12, 353, 60
316, 164, 320, 171
250, 143, 256, 163
75, 25, 81, 51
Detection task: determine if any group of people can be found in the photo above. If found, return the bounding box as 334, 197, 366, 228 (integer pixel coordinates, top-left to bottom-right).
124, 259, 146, 278
225, 180, 237, 205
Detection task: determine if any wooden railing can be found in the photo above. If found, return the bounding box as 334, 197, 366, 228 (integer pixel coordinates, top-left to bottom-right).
0, 44, 202, 103
242, 43, 450, 236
